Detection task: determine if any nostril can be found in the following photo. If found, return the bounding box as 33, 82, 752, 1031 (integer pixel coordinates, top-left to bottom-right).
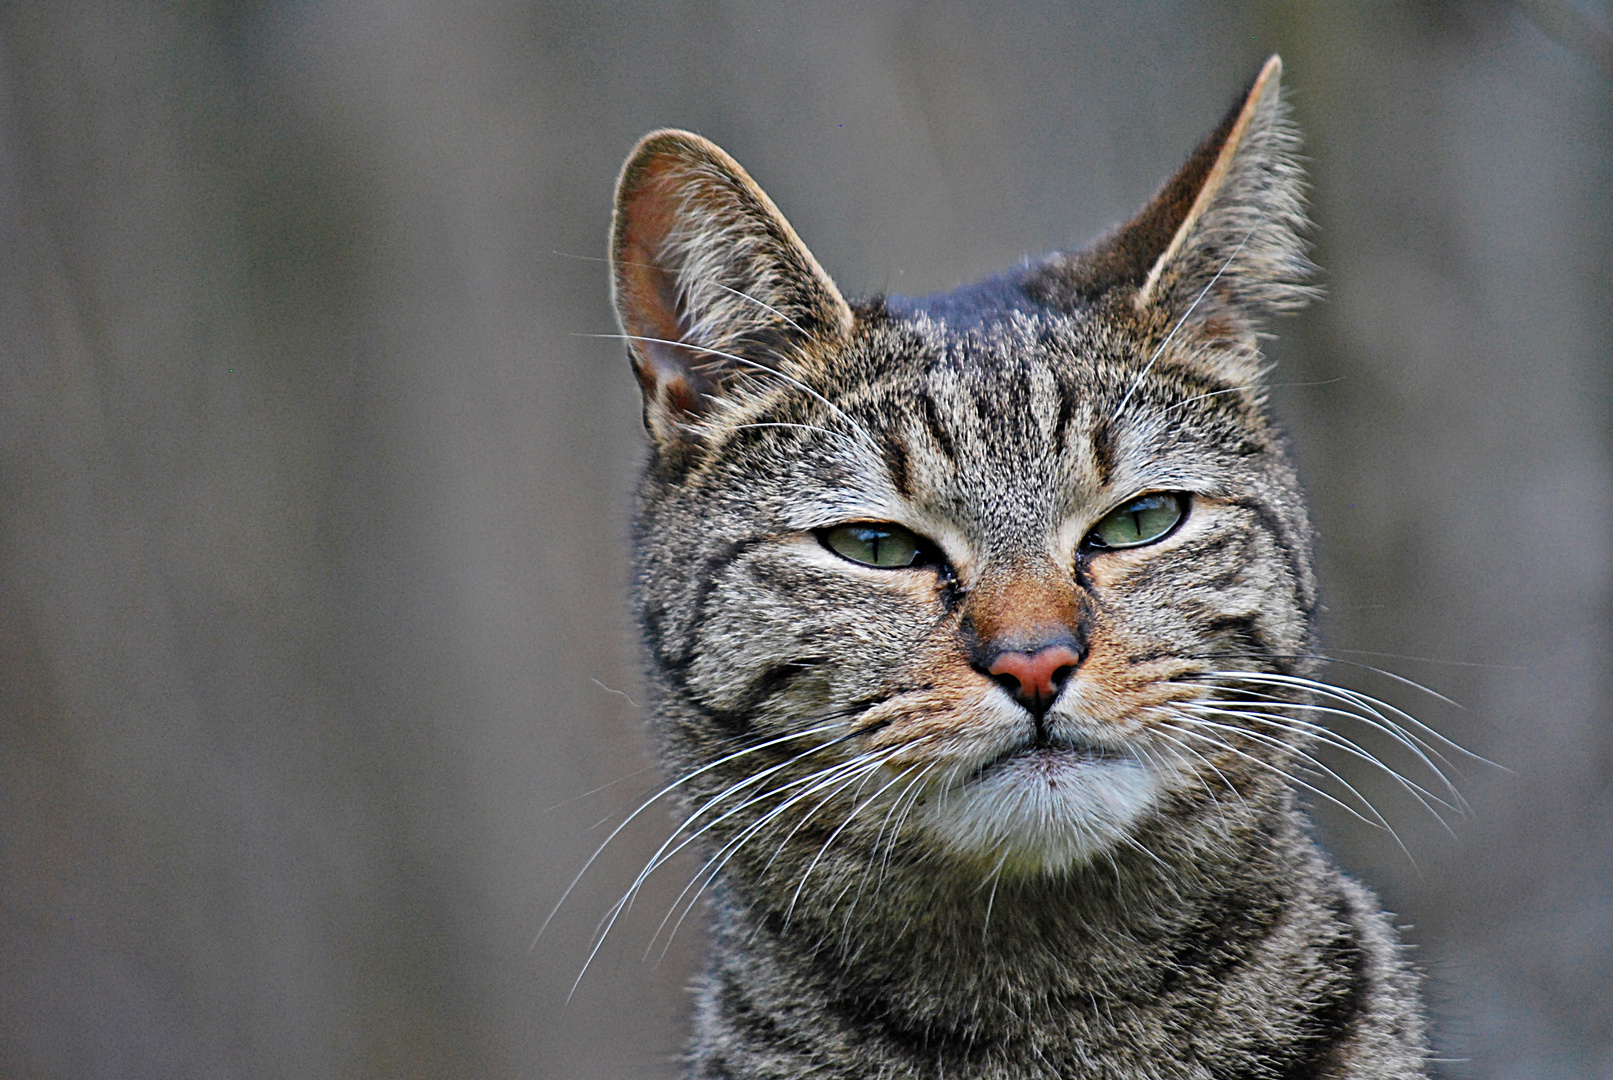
983, 643, 1086, 715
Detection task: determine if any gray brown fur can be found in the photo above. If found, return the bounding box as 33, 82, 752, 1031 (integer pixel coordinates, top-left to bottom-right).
609, 56, 1428, 1078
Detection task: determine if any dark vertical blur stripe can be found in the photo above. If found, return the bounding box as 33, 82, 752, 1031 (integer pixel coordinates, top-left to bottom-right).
0, 2, 1607, 1078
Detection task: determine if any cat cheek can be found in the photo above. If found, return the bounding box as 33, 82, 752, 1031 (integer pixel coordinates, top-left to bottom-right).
1056, 646, 1200, 731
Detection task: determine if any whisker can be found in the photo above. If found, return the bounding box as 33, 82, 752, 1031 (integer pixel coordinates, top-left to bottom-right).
1161, 718, 1416, 865
559, 251, 809, 338
576, 332, 880, 452
661, 753, 898, 960
759, 752, 898, 882
980, 847, 1013, 939
542, 764, 658, 813
630, 744, 883, 920
1320, 646, 1525, 673
730, 421, 863, 452
1161, 379, 1343, 415
875, 761, 937, 888
1113, 223, 1262, 420
1187, 689, 1469, 806
1161, 385, 1257, 413
1190, 651, 1473, 714
736, 757, 912, 954
705, 279, 811, 336
1143, 728, 1250, 821
839, 761, 937, 930
647, 757, 886, 965
536, 717, 851, 948
573, 748, 862, 996
1115, 828, 1174, 877
1186, 668, 1493, 769
783, 758, 920, 927
1177, 706, 1461, 834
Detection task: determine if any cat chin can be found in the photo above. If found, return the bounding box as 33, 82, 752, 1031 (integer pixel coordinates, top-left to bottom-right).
913, 748, 1161, 875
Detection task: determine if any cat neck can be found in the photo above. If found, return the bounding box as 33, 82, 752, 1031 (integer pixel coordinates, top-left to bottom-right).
699, 784, 1323, 1041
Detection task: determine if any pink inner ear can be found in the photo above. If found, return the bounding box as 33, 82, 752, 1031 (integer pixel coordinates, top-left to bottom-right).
614, 155, 715, 416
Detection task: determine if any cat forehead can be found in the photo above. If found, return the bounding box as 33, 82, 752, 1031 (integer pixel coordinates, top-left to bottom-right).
794, 308, 1249, 522
840, 304, 1185, 444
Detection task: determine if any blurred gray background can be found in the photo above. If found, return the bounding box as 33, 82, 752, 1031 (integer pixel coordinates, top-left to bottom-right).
0, 1, 1608, 1077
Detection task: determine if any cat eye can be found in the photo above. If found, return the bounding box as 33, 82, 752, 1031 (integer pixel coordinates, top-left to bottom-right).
1085, 492, 1186, 550
820, 522, 929, 569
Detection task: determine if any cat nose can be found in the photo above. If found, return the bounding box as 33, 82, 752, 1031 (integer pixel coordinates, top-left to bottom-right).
984, 641, 1085, 718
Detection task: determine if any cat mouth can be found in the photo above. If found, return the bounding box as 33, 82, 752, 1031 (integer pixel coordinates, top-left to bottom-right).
971, 737, 1126, 781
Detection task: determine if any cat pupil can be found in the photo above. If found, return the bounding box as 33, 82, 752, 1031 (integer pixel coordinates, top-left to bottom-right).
824, 523, 922, 568
862, 528, 889, 564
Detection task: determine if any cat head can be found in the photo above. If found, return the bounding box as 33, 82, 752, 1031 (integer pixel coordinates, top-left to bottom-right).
612, 57, 1319, 882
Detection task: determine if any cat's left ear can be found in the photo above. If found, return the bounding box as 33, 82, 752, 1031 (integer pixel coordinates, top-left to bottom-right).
610, 130, 853, 448
1042, 55, 1313, 340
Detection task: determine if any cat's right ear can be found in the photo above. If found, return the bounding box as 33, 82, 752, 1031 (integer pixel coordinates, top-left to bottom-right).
610, 130, 853, 448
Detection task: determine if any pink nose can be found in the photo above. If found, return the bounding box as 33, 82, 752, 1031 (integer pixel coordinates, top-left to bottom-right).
986, 644, 1084, 717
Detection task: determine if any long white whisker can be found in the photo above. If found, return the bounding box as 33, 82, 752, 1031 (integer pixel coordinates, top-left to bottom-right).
1177, 707, 1459, 837
981, 847, 1013, 939
647, 754, 892, 964
577, 332, 880, 451
736, 756, 912, 953
639, 745, 894, 916
1197, 688, 1454, 759
1161, 385, 1258, 413
536, 719, 849, 946
568, 252, 811, 339
1115, 828, 1174, 876
730, 421, 863, 452
783, 760, 920, 926
665, 753, 898, 958
876, 761, 937, 886
1189, 668, 1479, 767
641, 756, 865, 925
542, 763, 658, 814
706, 280, 811, 336
566, 735, 867, 998
1113, 223, 1261, 420
1312, 645, 1525, 673
1164, 377, 1347, 414
1184, 701, 1461, 812
1188, 689, 1469, 806
605, 721, 871, 906
580, 754, 858, 999
1148, 725, 1252, 815
1193, 651, 1473, 712
1189, 669, 1493, 778
1162, 718, 1416, 865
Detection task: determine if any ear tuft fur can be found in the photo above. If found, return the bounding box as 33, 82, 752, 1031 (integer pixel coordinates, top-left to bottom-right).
610, 131, 852, 448
1136, 55, 1314, 321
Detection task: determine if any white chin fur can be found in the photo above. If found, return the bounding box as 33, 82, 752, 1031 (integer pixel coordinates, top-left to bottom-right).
914, 750, 1160, 874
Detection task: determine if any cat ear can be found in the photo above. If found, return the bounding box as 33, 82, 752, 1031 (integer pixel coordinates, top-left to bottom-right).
1037, 55, 1313, 340
610, 130, 854, 447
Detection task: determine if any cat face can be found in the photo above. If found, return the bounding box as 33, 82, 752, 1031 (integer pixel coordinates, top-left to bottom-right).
616, 58, 1321, 881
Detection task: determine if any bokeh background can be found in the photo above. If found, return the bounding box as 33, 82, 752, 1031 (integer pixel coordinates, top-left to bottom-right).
1, 1, 1608, 1077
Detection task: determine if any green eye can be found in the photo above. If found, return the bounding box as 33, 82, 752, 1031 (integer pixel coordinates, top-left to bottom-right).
822, 522, 925, 568
1086, 493, 1186, 550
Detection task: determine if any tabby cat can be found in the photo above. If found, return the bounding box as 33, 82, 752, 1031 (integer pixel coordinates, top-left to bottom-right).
605, 56, 1430, 1078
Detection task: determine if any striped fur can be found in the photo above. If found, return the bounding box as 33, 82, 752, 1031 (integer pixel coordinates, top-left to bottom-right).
611, 56, 1428, 1078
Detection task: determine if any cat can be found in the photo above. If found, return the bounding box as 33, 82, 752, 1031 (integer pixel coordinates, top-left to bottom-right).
604, 55, 1432, 1078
